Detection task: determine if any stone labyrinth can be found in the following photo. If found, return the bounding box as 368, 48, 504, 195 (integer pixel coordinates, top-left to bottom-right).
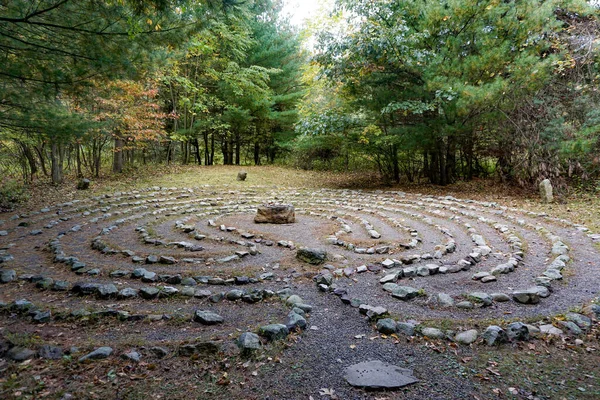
1, 185, 600, 364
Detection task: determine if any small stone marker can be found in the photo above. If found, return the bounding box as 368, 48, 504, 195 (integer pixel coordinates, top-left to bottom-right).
254, 203, 295, 224
344, 360, 419, 389
237, 171, 247, 181
77, 178, 90, 190
539, 179, 553, 203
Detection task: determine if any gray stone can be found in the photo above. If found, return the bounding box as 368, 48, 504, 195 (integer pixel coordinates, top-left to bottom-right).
512, 289, 540, 304
366, 306, 388, 319
416, 266, 430, 277
540, 324, 563, 336
421, 327, 445, 339
468, 292, 493, 306
237, 332, 261, 353
344, 360, 418, 389
159, 256, 177, 265
530, 286, 550, 298
456, 301, 474, 309
78, 347, 113, 362
507, 322, 529, 341
237, 171, 247, 181
51, 281, 70, 291
543, 269, 563, 280
121, 351, 141, 362
286, 312, 307, 330
97, 284, 118, 299
380, 272, 399, 284
315, 273, 333, 286
7, 347, 36, 361
491, 293, 511, 302
396, 322, 416, 336
286, 294, 303, 306
110, 270, 130, 278
145, 255, 159, 264
0, 269, 16, 283
217, 255, 239, 264
294, 303, 313, 313
539, 179, 553, 203
437, 293, 454, 307
139, 287, 160, 299
118, 288, 138, 299
194, 289, 212, 298
376, 318, 397, 334
33, 310, 52, 323
455, 330, 478, 345
481, 275, 497, 283
391, 286, 420, 301
482, 326, 508, 346
141, 271, 157, 282
472, 272, 490, 281
382, 283, 399, 293
226, 289, 244, 301
566, 313, 592, 330
160, 286, 179, 297
38, 345, 63, 359
150, 347, 169, 358
255, 204, 295, 224
259, 324, 289, 341
193, 310, 224, 325
297, 248, 327, 265
131, 268, 148, 279
558, 321, 583, 335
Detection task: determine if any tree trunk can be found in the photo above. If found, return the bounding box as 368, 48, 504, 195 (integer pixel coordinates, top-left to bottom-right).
254, 142, 260, 165
76, 143, 83, 178
235, 134, 241, 165
50, 142, 64, 184
17, 140, 37, 181
194, 139, 202, 165
113, 137, 124, 173
210, 133, 215, 165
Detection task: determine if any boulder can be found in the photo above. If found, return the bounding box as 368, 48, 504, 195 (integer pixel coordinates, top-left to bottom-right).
254, 204, 295, 224
237, 171, 247, 181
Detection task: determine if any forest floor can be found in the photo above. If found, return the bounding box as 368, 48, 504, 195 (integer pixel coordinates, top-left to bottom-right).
1, 165, 600, 400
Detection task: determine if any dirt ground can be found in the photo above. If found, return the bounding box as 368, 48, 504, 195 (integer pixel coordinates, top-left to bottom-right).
1, 166, 600, 400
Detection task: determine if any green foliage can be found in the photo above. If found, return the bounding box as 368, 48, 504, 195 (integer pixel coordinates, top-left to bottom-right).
0, 179, 28, 210
309, 0, 595, 185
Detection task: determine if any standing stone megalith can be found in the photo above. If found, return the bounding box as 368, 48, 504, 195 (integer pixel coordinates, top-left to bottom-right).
539, 179, 553, 203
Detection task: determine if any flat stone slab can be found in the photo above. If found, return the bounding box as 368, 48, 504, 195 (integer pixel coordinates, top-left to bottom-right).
344, 360, 419, 389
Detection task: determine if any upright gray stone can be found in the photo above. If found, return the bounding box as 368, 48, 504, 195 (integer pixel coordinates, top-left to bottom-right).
539, 179, 553, 203
237, 171, 247, 181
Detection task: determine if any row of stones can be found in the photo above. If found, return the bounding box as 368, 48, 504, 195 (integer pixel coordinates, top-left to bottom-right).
0, 290, 314, 362
314, 266, 598, 346
0, 267, 280, 305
